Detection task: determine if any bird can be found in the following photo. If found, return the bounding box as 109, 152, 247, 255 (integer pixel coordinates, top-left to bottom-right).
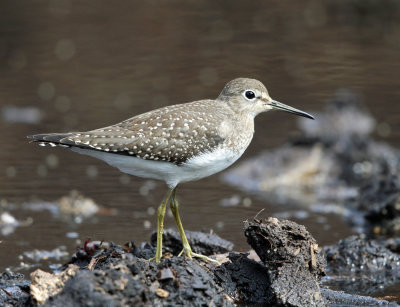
28, 78, 314, 264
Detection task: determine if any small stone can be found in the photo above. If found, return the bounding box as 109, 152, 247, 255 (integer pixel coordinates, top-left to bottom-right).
143, 220, 151, 229
30, 265, 79, 304
155, 288, 169, 298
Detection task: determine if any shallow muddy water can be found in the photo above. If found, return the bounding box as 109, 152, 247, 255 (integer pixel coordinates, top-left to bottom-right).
1, 0, 400, 300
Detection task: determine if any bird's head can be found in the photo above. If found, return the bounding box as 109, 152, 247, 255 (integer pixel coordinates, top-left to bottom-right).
217, 78, 314, 120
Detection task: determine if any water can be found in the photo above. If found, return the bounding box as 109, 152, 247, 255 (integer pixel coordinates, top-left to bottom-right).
0, 0, 400, 300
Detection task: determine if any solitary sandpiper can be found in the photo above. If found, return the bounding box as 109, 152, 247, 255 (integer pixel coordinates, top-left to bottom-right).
28, 78, 314, 264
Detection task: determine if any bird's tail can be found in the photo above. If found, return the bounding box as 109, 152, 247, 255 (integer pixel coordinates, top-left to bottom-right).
27, 133, 74, 147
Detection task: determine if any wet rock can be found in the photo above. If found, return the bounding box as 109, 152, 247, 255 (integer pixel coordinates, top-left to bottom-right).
299, 90, 375, 139
58, 190, 99, 220
384, 238, 400, 254
321, 288, 398, 306
23, 246, 69, 263
325, 235, 400, 273
22, 190, 101, 224
223, 143, 334, 205
324, 235, 400, 294
0, 270, 31, 306
0, 211, 33, 236
357, 175, 400, 236
217, 218, 326, 306
244, 218, 326, 277
150, 228, 234, 256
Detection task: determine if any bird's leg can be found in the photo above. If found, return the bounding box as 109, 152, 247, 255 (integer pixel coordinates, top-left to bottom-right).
169, 189, 220, 265
151, 188, 174, 263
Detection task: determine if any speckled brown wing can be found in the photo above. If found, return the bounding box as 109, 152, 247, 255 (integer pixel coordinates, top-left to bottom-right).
28, 100, 228, 165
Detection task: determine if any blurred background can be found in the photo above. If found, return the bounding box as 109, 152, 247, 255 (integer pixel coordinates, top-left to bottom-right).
0, 0, 400, 287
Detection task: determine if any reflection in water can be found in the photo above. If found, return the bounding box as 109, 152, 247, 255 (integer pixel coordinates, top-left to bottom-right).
0, 1, 399, 300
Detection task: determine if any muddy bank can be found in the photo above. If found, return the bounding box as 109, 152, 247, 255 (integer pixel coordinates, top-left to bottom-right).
2, 218, 398, 306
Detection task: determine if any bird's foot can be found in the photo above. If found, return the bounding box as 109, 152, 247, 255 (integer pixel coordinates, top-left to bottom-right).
147, 241, 164, 263
148, 256, 161, 263
148, 248, 220, 265
177, 246, 221, 265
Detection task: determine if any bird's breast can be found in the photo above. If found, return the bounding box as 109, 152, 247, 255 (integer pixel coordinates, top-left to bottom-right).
217, 116, 254, 154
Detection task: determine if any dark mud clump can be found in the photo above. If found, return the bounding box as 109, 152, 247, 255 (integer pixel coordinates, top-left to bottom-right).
357, 175, 400, 236
45, 257, 232, 307
36, 230, 234, 307
0, 270, 31, 306
244, 217, 326, 276
324, 235, 400, 295
216, 217, 327, 306
321, 288, 399, 307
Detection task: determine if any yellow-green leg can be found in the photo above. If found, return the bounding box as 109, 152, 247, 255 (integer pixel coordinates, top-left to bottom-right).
169, 189, 220, 265
151, 188, 174, 263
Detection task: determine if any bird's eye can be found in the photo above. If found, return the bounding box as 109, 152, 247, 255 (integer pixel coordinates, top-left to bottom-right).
244, 90, 256, 100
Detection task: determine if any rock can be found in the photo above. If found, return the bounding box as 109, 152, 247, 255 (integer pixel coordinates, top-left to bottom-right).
0, 211, 33, 236
383, 238, 400, 254
299, 91, 375, 139
0, 270, 31, 306
58, 190, 99, 219
244, 217, 326, 277
223, 143, 335, 205
324, 235, 400, 294
41, 233, 234, 306
30, 264, 79, 304
23, 246, 69, 263
155, 288, 169, 298
216, 218, 326, 306
357, 175, 400, 236
321, 288, 398, 306
21, 190, 102, 223
325, 235, 400, 273
45, 257, 233, 307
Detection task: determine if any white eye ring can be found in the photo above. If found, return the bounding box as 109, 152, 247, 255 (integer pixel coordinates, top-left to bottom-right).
243, 90, 256, 101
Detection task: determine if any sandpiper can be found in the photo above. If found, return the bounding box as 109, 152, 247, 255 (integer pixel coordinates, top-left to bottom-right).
28, 78, 314, 264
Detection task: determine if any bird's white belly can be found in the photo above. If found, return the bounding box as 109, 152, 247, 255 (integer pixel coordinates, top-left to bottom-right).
179, 147, 246, 185
71, 147, 245, 188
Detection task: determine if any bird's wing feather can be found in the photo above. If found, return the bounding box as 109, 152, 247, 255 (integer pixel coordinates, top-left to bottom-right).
28, 100, 229, 165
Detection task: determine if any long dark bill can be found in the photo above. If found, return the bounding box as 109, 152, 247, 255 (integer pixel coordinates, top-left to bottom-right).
270, 100, 314, 120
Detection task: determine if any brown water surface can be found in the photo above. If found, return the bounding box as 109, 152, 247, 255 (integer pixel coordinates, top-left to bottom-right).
1, 0, 400, 298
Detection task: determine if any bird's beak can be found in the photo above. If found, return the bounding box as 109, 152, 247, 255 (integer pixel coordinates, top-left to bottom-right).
269, 100, 314, 120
